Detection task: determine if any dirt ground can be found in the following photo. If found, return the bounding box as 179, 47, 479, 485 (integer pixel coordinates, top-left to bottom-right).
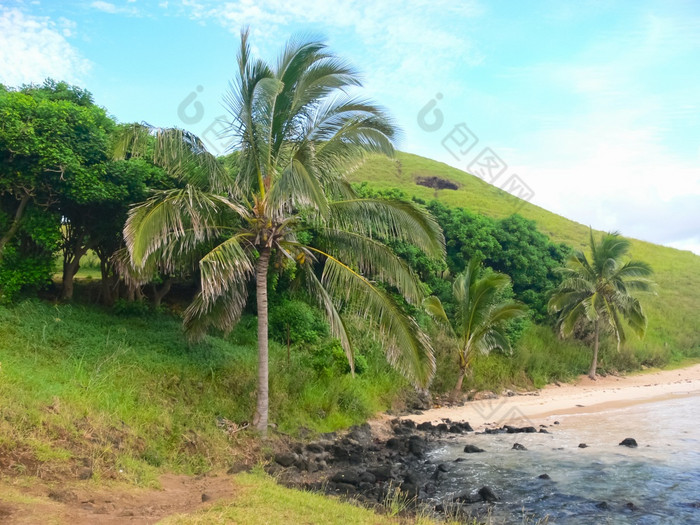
0, 473, 235, 524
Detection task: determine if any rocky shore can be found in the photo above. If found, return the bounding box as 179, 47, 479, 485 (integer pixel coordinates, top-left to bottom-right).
265, 417, 545, 518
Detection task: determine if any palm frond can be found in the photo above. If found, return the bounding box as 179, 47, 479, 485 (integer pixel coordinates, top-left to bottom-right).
328, 198, 444, 259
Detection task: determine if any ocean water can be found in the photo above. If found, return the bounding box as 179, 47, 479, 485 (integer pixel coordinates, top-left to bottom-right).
427, 393, 700, 524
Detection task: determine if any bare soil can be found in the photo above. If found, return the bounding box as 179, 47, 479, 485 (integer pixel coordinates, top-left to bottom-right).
0, 473, 235, 524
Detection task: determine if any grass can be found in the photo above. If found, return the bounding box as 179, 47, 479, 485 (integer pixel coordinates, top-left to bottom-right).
160, 469, 442, 525
0, 300, 406, 486
351, 152, 700, 366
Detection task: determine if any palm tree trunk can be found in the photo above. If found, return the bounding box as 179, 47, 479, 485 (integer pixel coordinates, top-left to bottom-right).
589, 319, 600, 380
454, 368, 466, 397
253, 246, 271, 436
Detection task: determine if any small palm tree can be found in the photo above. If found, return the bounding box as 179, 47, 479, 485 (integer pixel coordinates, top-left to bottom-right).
424, 259, 527, 395
549, 230, 655, 379
118, 29, 444, 435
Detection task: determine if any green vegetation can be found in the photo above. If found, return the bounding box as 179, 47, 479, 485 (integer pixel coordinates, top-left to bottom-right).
161, 469, 440, 525
0, 300, 407, 484
350, 152, 700, 368
424, 258, 528, 394
549, 230, 655, 379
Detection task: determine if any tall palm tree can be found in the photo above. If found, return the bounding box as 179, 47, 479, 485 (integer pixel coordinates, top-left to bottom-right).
424, 258, 527, 395
118, 29, 444, 435
548, 230, 655, 379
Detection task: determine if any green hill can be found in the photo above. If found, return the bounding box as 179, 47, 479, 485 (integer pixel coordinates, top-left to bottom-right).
349, 152, 700, 360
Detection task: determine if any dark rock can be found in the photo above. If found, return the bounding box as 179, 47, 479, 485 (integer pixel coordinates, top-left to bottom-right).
227, 463, 248, 475
463, 444, 485, 453
539, 429, 550, 434
512, 443, 527, 451
478, 486, 500, 502
553, 421, 560, 425
332, 482, 357, 495
346, 424, 372, 443
274, 453, 297, 468
201, 493, 212, 502
305, 443, 324, 454
625, 502, 637, 510
386, 437, 403, 450
436, 423, 449, 432
408, 435, 426, 456
437, 463, 450, 472
596, 501, 610, 510
538, 473, 551, 480
448, 425, 463, 433
505, 425, 537, 433
78, 468, 93, 480
457, 421, 474, 432
359, 471, 376, 484
453, 457, 465, 462
435, 503, 445, 513
578, 443, 588, 448
331, 469, 360, 485
417, 422, 434, 431
401, 419, 416, 429
619, 438, 638, 448
368, 465, 394, 481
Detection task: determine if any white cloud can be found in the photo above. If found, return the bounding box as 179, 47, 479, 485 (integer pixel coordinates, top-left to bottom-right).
91, 1, 119, 14
0, 7, 91, 87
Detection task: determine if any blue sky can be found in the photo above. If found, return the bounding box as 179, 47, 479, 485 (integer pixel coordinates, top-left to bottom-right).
2, 0, 699, 254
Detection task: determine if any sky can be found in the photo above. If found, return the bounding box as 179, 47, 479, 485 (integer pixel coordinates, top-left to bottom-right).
1, 0, 699, 254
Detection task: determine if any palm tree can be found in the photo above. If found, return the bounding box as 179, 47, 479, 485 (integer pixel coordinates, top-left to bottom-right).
118, 29, 444, 435
548, 230, 655, 380
424, 258, 527, 395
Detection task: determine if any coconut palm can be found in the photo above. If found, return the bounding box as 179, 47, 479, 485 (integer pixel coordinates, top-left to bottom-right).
548, 230, 655, 379
118, 29, 444, 435
424, 258, 527, 395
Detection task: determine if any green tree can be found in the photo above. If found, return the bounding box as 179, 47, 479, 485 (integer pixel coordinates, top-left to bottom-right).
548, 230, 655, 379
424, 258, 527, 395
120, 30, 444, 435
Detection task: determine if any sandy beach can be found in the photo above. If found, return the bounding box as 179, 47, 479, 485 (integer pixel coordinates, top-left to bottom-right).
403, 363, 700, 430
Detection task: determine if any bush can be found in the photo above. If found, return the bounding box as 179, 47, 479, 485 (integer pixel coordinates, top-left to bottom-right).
269, 299, 327, 344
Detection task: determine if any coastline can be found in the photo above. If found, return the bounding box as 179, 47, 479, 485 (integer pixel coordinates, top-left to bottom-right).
402, 363, 700, 430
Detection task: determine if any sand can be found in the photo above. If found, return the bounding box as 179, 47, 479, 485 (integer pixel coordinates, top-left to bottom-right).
403, 363, 700, 430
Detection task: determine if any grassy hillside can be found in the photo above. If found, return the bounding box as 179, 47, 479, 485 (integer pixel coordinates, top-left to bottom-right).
350, 152, 700, 361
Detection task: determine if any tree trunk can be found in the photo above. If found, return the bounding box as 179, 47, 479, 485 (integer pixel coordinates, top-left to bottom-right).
589, 319, 600, 380
253, 247, 272, 436
152, 277, 173, 308
454, 368, 466, 397
61, 244, 88, 301
0, 193, 30, 264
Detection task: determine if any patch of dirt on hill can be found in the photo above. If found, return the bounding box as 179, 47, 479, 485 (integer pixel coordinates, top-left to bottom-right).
0, 473, 235, 524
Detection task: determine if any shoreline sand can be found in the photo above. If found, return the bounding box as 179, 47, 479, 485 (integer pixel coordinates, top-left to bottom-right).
402, 363, 700, 430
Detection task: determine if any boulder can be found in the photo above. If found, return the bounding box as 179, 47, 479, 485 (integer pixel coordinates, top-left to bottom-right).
619, 438, 638, 448
463, 444, 485, 453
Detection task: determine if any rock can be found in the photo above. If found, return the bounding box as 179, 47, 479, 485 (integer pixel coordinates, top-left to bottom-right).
625, 502, 637, 510
596, 501, 610, 510
227, 463, 248, 475
619, 438, 638, 448
201, 493, 212, 502
274, 453, 297, 468
538, 473, 551, 480
478, 486, 500, 502
331, 469, 360, 485
417, 422, 434, 431
512, 443, 527, 451
401, 419, 416, 429
539, 429, 550, 434
436, 423, 449, 432
407, 435, 426, 456
77, 468, 93, 480
368, 465, 394, 482
305, 443, 324, 454
331, 482, 357, 495
505, 425, 537, 433
457, 421, 474, 432
359, 471, 376, 484
553, 421, 560, 425
454, 457, 465, 462
464, 444, 485, 453
386, 437, 403, 450
578, 443, 588, 448
448, 425, 463, 433
437, 463, 450, 473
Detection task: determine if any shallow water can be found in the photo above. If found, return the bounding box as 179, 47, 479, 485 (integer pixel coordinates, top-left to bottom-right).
427, 393, 700, 524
